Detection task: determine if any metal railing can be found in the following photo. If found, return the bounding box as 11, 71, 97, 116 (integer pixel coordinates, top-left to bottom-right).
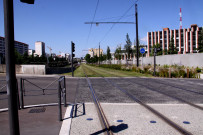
58, 76, 67, 121
0, 79, 20, 110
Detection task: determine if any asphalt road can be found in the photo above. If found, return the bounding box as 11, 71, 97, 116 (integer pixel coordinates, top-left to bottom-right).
1, 75, 203, 109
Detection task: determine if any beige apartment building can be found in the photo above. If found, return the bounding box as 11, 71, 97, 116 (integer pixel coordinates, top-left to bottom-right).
88, 48, 103, 57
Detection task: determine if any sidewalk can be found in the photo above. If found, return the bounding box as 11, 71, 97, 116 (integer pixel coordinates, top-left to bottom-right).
0, 105, 69, 135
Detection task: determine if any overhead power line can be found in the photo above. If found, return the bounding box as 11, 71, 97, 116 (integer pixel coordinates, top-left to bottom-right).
86, 0, 100, 46
99, 2, 136, 43
94, 14, 135, 21
85, 22, 135, 25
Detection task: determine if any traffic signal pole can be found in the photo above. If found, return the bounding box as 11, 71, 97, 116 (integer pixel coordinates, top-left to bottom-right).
3, 0, 20, 134
135, 4, 139, 67
71, 41, 75, 77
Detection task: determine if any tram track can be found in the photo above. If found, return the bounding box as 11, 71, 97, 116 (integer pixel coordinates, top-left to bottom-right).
82, 65, 113, 135
82, 64, 194, 135
87, 64, 203, 110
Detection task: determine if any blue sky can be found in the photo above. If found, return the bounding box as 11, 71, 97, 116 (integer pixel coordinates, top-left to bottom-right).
0, 0, 203, 57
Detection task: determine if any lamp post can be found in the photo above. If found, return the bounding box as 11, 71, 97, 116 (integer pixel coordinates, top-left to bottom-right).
4, 0, 34, 134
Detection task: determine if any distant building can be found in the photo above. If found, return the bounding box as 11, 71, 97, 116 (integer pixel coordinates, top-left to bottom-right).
112, 45, 147, 60
34, 41, 45, 57
0, 36, 29, 57
88, 48, 103, 57
147, 24, 203, 57
28, 49, 35, 56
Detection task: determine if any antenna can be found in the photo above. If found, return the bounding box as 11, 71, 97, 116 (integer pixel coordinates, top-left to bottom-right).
180, 8, 182, 29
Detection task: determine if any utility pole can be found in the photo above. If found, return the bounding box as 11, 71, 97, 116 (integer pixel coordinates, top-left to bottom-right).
135, 4, 139, 67
99, 43, 100, 66
153, 47, 156, 76
4, 0, 20, 134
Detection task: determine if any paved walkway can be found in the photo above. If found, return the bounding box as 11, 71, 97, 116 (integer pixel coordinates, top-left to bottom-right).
0, 105, 68, 135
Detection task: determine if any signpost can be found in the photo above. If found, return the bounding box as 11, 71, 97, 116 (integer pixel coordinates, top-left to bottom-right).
140, 48, 145, 67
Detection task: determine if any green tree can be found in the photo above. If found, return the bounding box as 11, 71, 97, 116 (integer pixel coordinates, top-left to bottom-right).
168, 36, 178, 54
115, 46, 122, 60
150, 43, 162, 56
124, 33, 132, 59
93, 55, 98, 63
198, 28, 203, 52
84, 54, 91, 63
15, 49, 22, 64
106, 46, 111, 60
22, 52, 30, 64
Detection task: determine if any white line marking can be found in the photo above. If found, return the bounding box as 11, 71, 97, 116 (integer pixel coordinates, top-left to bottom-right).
59, 106, 73, 135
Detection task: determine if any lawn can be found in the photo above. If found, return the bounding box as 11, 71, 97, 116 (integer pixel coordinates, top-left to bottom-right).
63, 64, 153, 77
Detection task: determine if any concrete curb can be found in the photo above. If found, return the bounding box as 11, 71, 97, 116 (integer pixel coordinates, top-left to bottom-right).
59, 106, 73, 135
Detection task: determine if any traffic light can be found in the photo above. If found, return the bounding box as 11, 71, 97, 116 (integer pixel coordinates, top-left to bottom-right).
72, 54, 75, 57
72, 42, 75, 52
20, 0, 35, 4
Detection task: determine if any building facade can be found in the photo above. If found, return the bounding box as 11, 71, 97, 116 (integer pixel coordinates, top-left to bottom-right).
28, 49, 35, 56
0, 36, 29, 57
88, 48, 103, 57
34, 41, 45, 57
147, 24, 202, 57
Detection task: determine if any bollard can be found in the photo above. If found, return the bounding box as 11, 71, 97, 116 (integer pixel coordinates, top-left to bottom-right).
58, 81, 62, 121
63, 76, 67, 107
16, 79, 20, 110
20, 78, 24, 109
75, 104, 78, 117
83, 103, 85, 115
169, 68, 171, 78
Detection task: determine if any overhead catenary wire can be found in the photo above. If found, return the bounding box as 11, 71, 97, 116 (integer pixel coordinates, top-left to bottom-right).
99, 1, 137, 43
94, 14, 135, 22
86, 0, 100, 46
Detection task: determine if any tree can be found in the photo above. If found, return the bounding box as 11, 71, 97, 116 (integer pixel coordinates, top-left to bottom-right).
124, 33, 132, 59
198, 28, 203, 52
84, 54, 91, 63
150, 43, 162, 56
106, 46, 111, 60
115, 45, 121, 60
168, 36, 178, 54
15, 49, 22, 64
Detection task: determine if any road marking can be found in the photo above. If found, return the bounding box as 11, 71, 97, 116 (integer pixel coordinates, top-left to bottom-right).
59, 106, 73, 135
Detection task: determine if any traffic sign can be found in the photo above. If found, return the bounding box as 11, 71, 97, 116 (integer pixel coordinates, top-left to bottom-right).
140, 48, 145, 54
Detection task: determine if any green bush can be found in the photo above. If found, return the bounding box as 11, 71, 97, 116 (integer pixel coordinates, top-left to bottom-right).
196, 67, 202, 73
158, 68, 169, 77
179, 69, 186, 78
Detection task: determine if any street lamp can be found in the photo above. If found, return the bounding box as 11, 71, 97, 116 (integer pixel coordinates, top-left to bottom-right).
3, 0, 34, 135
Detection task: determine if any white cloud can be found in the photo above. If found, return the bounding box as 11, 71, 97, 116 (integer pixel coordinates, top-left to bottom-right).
140, 36, 148, 44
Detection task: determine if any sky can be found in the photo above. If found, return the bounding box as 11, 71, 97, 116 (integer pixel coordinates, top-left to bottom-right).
0, 0, 203, 57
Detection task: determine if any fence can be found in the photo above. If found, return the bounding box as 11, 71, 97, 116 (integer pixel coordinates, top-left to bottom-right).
0, 79, 20, 110
19, 76, 66, 121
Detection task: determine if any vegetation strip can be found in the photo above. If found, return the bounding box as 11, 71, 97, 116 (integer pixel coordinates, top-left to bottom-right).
84, 64, 193, 135
82, 66, 113, 135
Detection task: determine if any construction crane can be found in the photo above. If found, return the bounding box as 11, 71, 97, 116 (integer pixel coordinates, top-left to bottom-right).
47, 46, 52, 55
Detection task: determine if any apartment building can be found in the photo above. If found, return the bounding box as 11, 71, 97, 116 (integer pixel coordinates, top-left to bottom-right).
147, 24, 202, 57
0, 36, 29, 57
88, 48, 103, 57
34, 41, 45, 57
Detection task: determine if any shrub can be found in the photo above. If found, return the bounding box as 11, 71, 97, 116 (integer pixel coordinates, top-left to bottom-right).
179, 69, 186, 78
196, 67, 202, 73
158, 68, 169, 77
